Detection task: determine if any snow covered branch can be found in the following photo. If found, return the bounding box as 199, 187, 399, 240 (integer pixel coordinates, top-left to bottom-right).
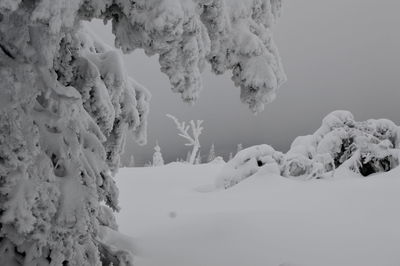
82, 0, 286, 112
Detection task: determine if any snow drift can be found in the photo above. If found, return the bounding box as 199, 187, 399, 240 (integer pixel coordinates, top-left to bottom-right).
116, 162, 400, 266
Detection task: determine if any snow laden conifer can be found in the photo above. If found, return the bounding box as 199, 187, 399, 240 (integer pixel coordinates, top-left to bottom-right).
185, 150, 192, 163
144, 161, 153, 167
237, 143, 243, 154
167, 114, 204, 165
195, 151, 202, 165
152, 143, 164, 167
207, 143, 216, 162
0, 0, 285, 264
128, 155, 135, 167
0, 22, 150, 266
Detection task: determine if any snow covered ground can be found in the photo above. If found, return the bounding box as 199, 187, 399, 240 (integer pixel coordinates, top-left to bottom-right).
116, 162, 400, 266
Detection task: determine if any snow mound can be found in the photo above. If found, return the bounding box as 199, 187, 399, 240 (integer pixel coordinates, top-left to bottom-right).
215, 144, 283, 189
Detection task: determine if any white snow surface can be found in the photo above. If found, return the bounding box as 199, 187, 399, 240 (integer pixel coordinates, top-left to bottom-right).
116, 162, 400, 266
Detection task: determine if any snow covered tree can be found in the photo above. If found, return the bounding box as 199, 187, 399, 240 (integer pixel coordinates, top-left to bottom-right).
228, 152, 234, 161
128, 155, 135, 167
237, 143, 243, 154
185, 150, 192, 163
152, 144, 164, 167
207, 143, 216, 162
280, 110, 400, 178
0, 1, 285, 265
0, 19, 150, 266
144, 161, 153, 167
195, 151, 202, 164
167, 114, 204, 164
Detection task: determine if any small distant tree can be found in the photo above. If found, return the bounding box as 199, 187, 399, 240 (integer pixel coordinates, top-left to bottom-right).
237, 143, 243, 154
208, 144, 216, 162
167, 114, 203, 164
186, 150, 192, 163
152, 144, 165, 166
195, 151, 202, 164
129, 155, 135, 167
228, 152, 234, 161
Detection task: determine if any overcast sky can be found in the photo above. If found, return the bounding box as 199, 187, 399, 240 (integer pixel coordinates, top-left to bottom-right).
89, 0, 400, 166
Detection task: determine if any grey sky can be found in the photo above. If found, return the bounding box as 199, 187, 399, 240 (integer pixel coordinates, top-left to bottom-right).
89, 0, 400, 166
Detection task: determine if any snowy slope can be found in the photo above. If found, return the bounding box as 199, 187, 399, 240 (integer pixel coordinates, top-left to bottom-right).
115, 163, 400, 266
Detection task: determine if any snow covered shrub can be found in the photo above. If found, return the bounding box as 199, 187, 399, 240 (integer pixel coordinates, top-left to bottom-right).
284, 110, 400, 178
282, 152, 315, 178
215, 144, 283, 189
357, 141, 399, 176
210, 156, 225, 164
0, 1, 285, 264
280, 134, 334, 179
219, 111, 400, 188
